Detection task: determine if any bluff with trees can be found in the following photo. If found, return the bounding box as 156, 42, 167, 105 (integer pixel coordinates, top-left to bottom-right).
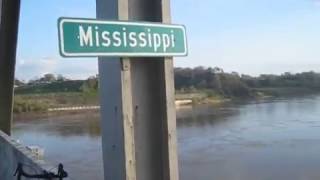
15, 69, 320, 98
174, 66, 320, 98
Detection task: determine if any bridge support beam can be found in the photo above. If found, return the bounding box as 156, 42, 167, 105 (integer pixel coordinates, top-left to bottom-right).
0, 0, 20, 135
96, 0, 179, 179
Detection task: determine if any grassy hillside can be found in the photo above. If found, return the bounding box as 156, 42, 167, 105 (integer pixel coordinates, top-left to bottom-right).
14, 79, 99, 113
13, 92, 99, 113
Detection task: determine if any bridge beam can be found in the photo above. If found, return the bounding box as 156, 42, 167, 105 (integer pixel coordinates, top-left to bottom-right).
96, 0, 179, 179
0, 0, 20, 135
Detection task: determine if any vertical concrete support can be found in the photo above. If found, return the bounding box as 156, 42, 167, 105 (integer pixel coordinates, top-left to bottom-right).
0, 0, 20, 135
96, 0, 179, 179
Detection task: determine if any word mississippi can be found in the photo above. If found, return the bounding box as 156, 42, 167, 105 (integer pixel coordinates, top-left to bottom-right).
59, 18, 187, 57
79, 25, 176, 52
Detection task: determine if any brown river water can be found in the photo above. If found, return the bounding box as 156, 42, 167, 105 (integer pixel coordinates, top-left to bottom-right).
12, 95, 320, 180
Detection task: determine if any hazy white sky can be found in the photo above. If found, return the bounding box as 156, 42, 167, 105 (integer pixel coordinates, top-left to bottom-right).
16, 0, 320, 80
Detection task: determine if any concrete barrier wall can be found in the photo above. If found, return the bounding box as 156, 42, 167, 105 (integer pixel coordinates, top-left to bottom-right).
175, 93, 207, 100
48, 105, 100, 112
0, 131, 69, 180
48, 101, 193, 112
175, 99, 193, 106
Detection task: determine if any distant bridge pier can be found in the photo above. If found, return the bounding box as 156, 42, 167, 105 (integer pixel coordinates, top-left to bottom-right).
0, 0, 20, 135
97, 0, 179, 179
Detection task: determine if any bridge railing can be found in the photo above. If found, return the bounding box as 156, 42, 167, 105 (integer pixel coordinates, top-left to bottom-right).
0, 131, 70, 180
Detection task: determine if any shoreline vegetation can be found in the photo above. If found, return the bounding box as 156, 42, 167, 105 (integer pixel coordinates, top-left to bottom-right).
13, 67, 320, 114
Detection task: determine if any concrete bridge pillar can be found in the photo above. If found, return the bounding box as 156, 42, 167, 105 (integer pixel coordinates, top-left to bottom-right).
0, 0, 21, 135
96, 0, 179, 179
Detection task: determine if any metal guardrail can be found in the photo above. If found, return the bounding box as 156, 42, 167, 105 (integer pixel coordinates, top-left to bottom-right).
14, 163, 68, 180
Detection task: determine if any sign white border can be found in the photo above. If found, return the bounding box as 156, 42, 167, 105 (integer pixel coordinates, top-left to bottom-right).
58, 17, 188, 57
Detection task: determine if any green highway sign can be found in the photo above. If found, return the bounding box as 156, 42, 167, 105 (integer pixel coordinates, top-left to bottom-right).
58, 18, 188, 57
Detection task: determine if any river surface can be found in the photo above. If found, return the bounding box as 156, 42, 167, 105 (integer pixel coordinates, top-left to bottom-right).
12, 95, 320, 180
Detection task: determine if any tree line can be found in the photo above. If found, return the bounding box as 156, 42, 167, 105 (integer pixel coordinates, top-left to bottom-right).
174, 67, 320, 97
15, 74, 99, 94
15, 68, 320, 97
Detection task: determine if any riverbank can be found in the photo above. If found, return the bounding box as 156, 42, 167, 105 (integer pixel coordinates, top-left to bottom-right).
13, 92, 98, 113
13, 91, 223, 114
177, 87, 320, 105
13, 87, 320, 114
13, 109, 101, 121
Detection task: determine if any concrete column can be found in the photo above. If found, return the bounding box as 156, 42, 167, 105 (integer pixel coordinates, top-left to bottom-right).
96, 0, 179, 179
0, 0, 2, 25
0, 0, 21, 135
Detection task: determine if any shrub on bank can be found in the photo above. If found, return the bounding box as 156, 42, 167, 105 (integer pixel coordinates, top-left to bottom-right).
13, 98, 48, 113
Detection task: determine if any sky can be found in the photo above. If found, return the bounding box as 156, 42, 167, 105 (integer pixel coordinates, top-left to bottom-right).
16, 0, 320, 80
